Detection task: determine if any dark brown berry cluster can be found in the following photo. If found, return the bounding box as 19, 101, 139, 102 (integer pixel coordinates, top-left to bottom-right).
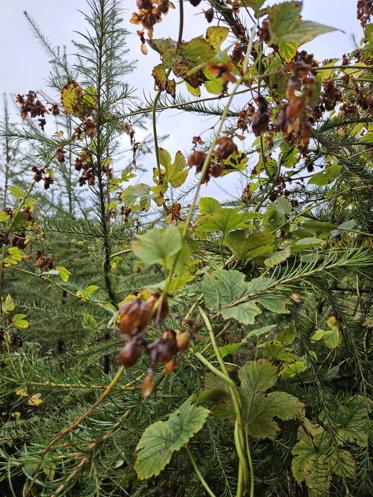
252, 96, 271, 137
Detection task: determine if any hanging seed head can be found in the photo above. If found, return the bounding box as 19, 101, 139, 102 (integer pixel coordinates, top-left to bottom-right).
116, 340, 142, 368
176, 331, 190, 352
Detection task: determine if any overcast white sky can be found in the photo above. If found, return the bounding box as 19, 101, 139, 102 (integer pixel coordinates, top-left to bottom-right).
0, 0, 363, 199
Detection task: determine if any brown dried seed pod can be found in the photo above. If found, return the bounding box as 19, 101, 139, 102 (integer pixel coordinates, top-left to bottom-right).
116, 341, 141, 368
164, 356, 177, 374
141, 374, 154, 398
119, 298, 152, 336
176, 331, 190, 352
188, 150, 206, 172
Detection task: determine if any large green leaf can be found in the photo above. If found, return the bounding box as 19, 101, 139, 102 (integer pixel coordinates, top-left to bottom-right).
224, 231, 275, 260
239, 360, 304, 439
292, 430, 356, 493
202, 270, 247, 309
269, 1, 337, 61
132, 226, 182, 266
196, 207, 256, 238
222, 301, 261, 324
180, 36, 215, 64
135, 398, 209, 480
238, 359, 277, 394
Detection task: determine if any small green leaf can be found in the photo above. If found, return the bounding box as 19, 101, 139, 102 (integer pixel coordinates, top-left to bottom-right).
206, 26, 229, 51
166, 151, 188, 188
8, 185, 26, 200
12, 313, 29, 329
4, 247, 26, 267
246, 276, 274, 294
2, 294, 15, 313
135, 398, 209, 480
239, 359, 277, 394
82, 314, 98, 331
199, 197, 221, 215
264, 246, 291, 267
256, 294, 290, 314
224, 231, 274, 260
184, 81, 201, 96
0, 211, 10, 222
158, 148, 172, 168
56, 265, 70, 283
121, 184, 151, 212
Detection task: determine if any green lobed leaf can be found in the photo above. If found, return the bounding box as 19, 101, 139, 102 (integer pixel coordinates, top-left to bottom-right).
238, 359, 277, 394
196, 207, 257, 237
202, 270, 247, 309
239, 360, 304, 438
269, 2, 337, 61
135, 398, 209, 480
206, 26, 229, 51
132, 226, 182, 267
121, 184, 151, 212
222, 301, 262, 324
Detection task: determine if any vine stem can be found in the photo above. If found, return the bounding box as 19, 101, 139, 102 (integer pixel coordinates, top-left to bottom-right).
24, 366, 125, 497
186, 446, 217, 497
198, 307, 251, 497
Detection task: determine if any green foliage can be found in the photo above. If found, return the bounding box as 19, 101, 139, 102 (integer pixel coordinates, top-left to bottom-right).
135, 397, 209, 480
268, 1, 337, 61
1, 1, 372, 497
132, 225, 182, 267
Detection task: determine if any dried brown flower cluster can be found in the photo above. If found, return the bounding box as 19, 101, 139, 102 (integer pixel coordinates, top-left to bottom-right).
31, 165, 54, 190
357, 0, 373, 28
16, 91, 59, 131
116, 291, 189, 397
35, 249, 55, 271
130, 0, 175, 38
188, 136, 240, 183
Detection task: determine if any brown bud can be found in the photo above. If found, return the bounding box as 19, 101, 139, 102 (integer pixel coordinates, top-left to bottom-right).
137, 0, 153, 8
176, 331, 190, 352
188, 150, 206, 172
204, 8, 214, 23
116, 341, 141, 368
141, 374, 154, 398
119, 298, 152, 336
214, 137, 238, 160
164, 356, 177, 374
